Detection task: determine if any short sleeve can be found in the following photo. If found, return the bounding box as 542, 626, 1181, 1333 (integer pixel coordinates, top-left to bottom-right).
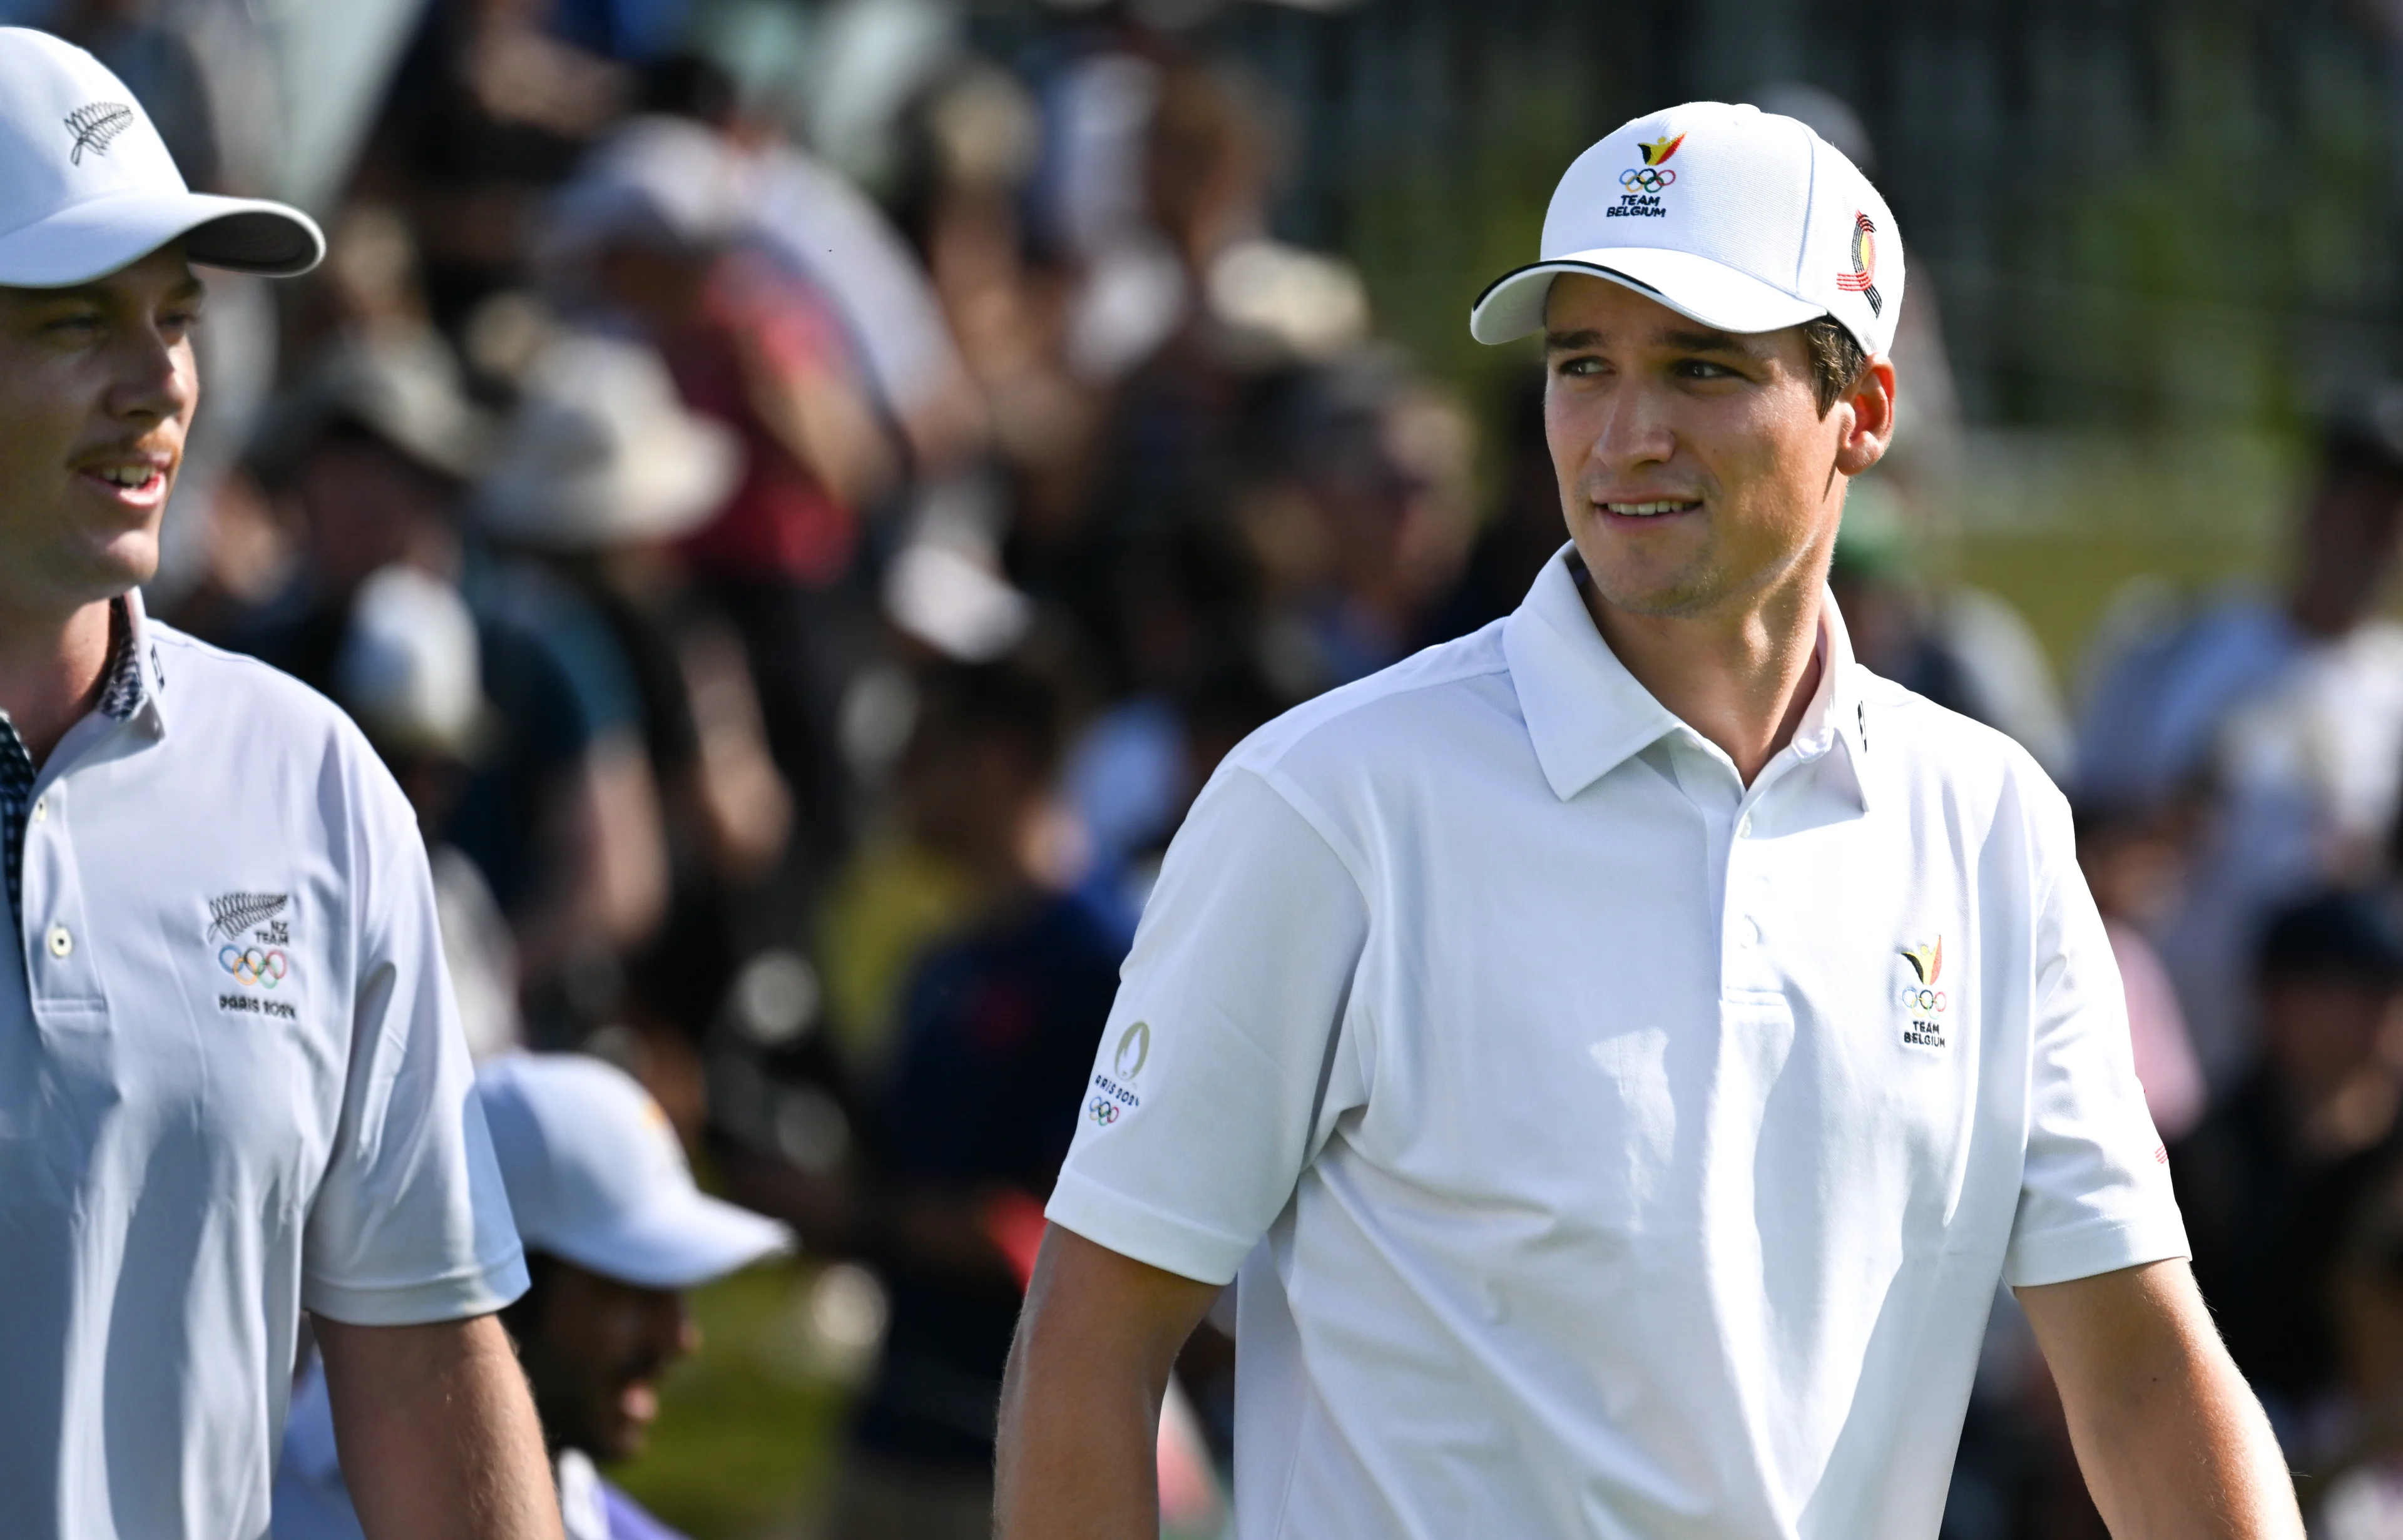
302, 758, 528, 1324
1045, 765, 1369, 1286
2004, 786, 2192, 1288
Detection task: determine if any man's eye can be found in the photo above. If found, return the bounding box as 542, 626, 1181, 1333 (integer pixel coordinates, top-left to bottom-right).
1678, 359, 1735, 379
1556, 355, 1603, 377
44, 313, 103, 335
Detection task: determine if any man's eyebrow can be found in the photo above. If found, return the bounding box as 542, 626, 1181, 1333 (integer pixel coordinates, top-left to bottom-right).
14, 276, 207, 306
1542, 329, 1603, 352
1658, 327, 1755, 355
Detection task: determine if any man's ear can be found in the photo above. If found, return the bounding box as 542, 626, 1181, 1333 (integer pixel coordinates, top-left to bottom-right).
1834, 357, 1898, 478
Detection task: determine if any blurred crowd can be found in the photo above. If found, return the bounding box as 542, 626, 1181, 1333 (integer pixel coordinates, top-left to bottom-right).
34, 0, 2403, 1532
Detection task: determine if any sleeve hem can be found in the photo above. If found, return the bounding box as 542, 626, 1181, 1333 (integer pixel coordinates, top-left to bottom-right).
2003, 1213, 2191, 1289
1046, 1169, 1256, 1287
303, 1251, 531, 1327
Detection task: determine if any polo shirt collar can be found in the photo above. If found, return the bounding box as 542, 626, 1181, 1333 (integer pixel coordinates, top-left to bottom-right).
1501, 544, 1874, 807
116, 588, 167, 738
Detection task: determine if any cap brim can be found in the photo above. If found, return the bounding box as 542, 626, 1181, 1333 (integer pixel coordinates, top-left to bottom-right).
479, 412, 738, 550
0, 187, 325, 287
546, 1189, 795, 1290
1469, 246, 1827, 345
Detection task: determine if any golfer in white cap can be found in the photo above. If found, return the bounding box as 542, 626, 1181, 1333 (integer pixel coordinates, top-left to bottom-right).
997, 103, 2302, 1537
274, 1054, 793, 1540
0, 28, 559, 1540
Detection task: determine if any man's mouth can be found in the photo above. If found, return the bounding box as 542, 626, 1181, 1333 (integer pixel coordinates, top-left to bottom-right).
1601, 499, 1702, 519
76, 457, 172, 502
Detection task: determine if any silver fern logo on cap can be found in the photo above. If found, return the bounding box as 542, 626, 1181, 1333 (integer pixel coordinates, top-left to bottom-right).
63, 101, 135, 165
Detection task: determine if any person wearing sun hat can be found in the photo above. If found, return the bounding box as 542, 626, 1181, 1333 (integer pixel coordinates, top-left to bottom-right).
273, 1053, 793, 1540
0, 26, 563, 1540
996, 101, 2302, 1536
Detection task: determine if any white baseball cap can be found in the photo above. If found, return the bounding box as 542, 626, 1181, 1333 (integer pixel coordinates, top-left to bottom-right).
1469, 101, 1902, 359
0, 27, 322, 287
478, 1054, 793, 1291
475, 331, 740, 551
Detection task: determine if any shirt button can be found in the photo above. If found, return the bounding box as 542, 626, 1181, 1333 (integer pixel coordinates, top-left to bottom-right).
29, 797, 45, 823
46, 925, 72, 959
1737, 813, 1754, 839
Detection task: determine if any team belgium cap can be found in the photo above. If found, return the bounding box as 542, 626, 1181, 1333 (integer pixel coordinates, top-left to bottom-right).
1469, 101, 1902, 359
0, 27, 322, 286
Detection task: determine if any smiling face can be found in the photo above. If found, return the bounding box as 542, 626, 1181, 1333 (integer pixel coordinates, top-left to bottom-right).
0, 245, 202, 621
1541, 273, 1887, 626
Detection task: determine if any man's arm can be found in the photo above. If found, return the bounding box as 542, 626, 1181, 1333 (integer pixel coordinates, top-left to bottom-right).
994, 1226, 1221, 1540
2018, 1258, 2301, 1538
317, 1313, 564, 1540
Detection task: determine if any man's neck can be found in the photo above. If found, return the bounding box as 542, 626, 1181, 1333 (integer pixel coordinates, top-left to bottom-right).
1580, 563, 1827, 787
0, 597, 116, 768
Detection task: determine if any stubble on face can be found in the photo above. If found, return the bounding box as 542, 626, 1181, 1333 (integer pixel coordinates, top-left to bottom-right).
0, 244, 202, 621
1539, 275, 1847, 630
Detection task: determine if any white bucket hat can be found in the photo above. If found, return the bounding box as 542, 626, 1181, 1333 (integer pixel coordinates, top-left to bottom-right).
0, 27, 322, 286
475, 331, 741, 551
1469, 101, 1902, 359
478, 1053, 792, 1290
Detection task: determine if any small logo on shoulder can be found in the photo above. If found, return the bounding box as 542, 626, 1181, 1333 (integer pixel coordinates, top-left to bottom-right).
1897, 935, 1948, 1049
63, 101, 135, 164
1089, 1019, 1151, 1126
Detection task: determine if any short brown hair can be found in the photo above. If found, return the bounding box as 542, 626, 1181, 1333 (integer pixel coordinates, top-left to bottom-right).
1802, 317, 1867, 416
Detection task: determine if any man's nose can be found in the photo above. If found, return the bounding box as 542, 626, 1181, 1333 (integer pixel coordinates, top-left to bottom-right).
106, 325, 194, 426
1588, 385, 1675, 473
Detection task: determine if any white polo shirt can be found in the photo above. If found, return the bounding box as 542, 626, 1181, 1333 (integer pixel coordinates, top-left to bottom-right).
0, 594, 527, 1540
1048, 547, 2186, 1540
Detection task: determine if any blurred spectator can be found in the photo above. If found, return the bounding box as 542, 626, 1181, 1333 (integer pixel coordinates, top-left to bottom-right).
820, 660, 1126, 1540
2083, 423, 2403, 1084
475, 329, 792, 1101
2075, 800, 2208, 1142
2305, 1154, 2403, 1534
641, 51, 987, 476
211, 330, 670, 1035
546, 112, 901, 872
361, 0, 631, 329
1243, 349, 1472, 693
2171, 889, 2403, 1432
334, 564, 522, 1061
273, 1053, 792, 1540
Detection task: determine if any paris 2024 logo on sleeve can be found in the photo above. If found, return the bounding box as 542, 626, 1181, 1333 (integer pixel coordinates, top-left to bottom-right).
1089, 1019, 1150, 1128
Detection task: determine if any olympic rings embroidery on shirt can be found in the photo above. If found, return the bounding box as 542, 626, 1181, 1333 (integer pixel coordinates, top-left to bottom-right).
1088, 1096, 1121, 1127
219, 944, 289, 988
1899, 987, 1946, 1013
1619, 166, 1676, 193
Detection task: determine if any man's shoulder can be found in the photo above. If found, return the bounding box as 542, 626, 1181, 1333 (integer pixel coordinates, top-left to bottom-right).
1859, 666, 2066, 810
148, 618, 368, 747
1227, 621, 1516, 783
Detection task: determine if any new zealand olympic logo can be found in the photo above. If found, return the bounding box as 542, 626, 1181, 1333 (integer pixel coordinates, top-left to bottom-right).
220, 946, 289, 988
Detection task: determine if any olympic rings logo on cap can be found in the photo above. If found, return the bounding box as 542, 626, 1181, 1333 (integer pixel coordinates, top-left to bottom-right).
1618, 166, 1676, 194
220, 945, 290, 989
